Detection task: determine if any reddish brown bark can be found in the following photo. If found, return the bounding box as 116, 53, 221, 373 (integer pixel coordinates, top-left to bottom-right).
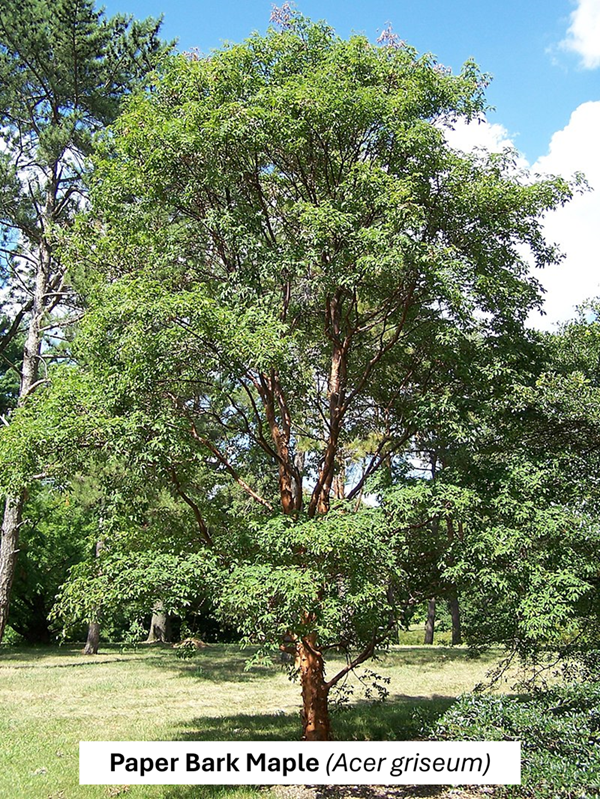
296, 635, 332, 741
259, 371, 302, 514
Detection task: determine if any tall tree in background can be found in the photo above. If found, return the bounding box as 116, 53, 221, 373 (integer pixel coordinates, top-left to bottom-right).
0, 0, 170, 642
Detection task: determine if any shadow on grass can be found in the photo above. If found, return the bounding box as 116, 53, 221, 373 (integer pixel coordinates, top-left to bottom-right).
142, 646, 284, 684
159, 698, 456, 799
171, 693, 455, 743
0, 643, 281, 682
157, 645, 498, 686
0, 644, 136, 668
379, 647, 497, 668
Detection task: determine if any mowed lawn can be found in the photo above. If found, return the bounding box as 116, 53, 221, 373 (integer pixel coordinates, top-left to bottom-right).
0, 639, 508, 799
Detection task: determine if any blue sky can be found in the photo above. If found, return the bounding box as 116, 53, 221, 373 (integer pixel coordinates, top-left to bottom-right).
101, 0, 600, 326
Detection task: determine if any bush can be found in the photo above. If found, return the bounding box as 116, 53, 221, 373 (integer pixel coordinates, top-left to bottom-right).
0, 626, 25, 646
432, 684, 600, 798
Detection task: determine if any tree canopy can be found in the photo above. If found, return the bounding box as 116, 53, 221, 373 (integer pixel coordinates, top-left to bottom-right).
0, 9, 593, 742
0, 0, 170, 642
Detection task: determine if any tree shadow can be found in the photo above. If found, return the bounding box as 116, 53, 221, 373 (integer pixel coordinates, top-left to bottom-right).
0, 642, 282, 682
378, 648, 497, 669
171, 693, 455, 744
0, 643, 134, 667
144, 645, 285, 684
329, 694, 456, 741
158, 696, 458, 799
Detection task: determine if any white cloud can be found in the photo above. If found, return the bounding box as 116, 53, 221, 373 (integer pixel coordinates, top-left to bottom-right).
443, 117, 515, 154
530, 101, 600, 329
561, 0, 600, 69
440, 106, 600, 330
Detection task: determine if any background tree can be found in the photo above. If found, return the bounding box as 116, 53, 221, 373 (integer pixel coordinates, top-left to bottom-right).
0, 0, 170, 642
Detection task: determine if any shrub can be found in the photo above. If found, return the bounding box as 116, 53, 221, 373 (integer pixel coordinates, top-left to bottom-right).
432, 684, 600, 798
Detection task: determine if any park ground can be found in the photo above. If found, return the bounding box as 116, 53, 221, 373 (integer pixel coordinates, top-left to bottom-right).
0, 634, 520, 799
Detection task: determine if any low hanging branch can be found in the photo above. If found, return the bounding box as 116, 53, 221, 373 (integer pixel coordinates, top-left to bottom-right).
168, 468, 213, 547
325, 620, 397, 690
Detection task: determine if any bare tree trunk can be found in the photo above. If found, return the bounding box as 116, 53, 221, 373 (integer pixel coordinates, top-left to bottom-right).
0, 236, 51, 643
424, 598, 436, 645
0, 496, 25, 640
146, 602, 171, 643
449, 595, 462, 645
83, 621, 100, 655
296, 636, 332, 741
82, 540, 104, 654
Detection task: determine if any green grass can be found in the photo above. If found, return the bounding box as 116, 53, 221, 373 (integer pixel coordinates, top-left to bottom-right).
0, 641, 505, 799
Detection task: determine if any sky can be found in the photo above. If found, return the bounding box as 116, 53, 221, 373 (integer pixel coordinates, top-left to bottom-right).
100, 0, 600, 330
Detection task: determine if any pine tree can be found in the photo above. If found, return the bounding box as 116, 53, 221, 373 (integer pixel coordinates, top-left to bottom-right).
0, 0, 171, 642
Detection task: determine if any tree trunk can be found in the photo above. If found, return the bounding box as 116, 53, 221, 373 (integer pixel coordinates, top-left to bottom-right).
0, 219, 52, 644
146, 602, 171, 643
82, 539, 104, 654
449, 595, 462, 645
0, 495, 25, 640
296, 636, 332, 741
424, 598, 436, 645
83, 621, 100, 655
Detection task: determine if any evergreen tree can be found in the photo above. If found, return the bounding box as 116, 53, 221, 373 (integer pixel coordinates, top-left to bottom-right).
0, 0, 171, 642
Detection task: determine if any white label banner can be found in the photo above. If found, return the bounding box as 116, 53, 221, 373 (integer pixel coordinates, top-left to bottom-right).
80, 741, 521, 785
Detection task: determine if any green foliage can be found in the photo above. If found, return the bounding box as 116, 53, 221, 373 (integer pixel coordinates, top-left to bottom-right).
0, 0, 168, 162
119, 618, 146, 652
0, 316, 23, 415
62, 11, 576, 520
8, 483, 96, 642
0, 0, 171, 294
6, 13, 594, 729
1, 625, 24, 645
434, 685, 600, 797
174, 638, 199, 660
214, 506, 406, 656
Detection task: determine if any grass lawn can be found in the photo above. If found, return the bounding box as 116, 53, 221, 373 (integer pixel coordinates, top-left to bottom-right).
0, 640, 507, 799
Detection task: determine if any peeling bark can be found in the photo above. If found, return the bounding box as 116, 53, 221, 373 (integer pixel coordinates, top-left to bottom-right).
309, 294, 348, 517
296, 636, 332, 741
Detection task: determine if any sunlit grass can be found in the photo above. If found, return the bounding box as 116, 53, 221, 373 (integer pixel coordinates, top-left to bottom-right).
0, 640, 506, 799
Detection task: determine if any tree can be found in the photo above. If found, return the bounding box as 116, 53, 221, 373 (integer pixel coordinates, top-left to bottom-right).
52, 11, 577, 737
399, 315, 600, 667
0, 0, 170, 642
6, 481, 95, 643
